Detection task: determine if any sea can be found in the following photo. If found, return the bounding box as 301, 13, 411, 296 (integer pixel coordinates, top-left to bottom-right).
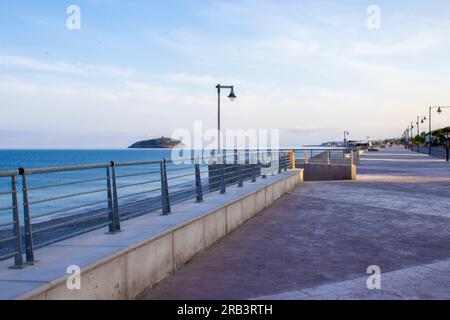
0, 149, 201, 225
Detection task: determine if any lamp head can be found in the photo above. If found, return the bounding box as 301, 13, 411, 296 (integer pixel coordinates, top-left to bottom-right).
228, 87, 237, 101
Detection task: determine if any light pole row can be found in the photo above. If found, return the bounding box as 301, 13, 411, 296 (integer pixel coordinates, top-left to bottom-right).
404, 106, 450, 155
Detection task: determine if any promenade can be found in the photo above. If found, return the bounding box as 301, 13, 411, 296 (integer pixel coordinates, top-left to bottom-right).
139, 147, 450, 300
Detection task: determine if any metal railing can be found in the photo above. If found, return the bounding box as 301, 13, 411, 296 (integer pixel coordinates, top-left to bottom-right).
414, 146, 448, 160
0, 149, 293, 268
292, 148, 358, 165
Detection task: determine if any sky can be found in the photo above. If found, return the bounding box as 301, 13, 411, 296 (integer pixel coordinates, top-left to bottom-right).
1, 0, 450, 148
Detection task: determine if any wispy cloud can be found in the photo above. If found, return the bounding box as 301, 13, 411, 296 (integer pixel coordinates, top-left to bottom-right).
351, 29, 448, 55
14, 13, 51, 26
166, 73, 216, 86
0, 55, 134, 78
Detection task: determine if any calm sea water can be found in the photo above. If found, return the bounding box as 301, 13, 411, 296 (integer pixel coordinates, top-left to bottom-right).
0, 149, 174, 170
0, 149, 201, 225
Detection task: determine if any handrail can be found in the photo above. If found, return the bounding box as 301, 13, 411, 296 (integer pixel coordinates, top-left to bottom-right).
0, 149, 294, 268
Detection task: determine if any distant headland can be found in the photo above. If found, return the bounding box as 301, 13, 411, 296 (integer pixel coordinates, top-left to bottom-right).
128, 136, 185, 149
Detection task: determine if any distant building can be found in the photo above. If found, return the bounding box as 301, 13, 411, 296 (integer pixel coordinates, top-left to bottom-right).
348, 140, 371, 149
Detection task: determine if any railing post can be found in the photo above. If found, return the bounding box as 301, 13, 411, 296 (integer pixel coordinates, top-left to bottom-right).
110, 162, 121, 232
304, 150, 309, 164
261, 150, 267, 179
106, 166, 119, 233
19, 168, 35, 265
160, 159, 171, 214
235, 149, 243, 187
284, 152, 288, 171
278, 151, 282, 174
251, 151, 257, 183
195, 158, 203, 202
327, 150, 331, 165
220, 153, 226, 194
11, 175, 24, 268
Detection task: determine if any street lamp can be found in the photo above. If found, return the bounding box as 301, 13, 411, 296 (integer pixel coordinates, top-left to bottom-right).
403, 129, 409, 149
416, 115, 427, 152
216, 84, 237, 153
428, 106, 450, 155
343, 131, 349, 147
405, 126, 411, 149
405, 126, 412, 149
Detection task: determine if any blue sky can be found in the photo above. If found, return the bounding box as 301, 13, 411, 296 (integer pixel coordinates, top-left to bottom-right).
1, 0, 450, 148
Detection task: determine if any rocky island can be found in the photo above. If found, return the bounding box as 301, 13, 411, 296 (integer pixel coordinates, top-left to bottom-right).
128, 136, 185, 149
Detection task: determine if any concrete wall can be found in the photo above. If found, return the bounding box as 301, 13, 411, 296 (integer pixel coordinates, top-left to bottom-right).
22, 170, 303, 300
297, 163, 356, 181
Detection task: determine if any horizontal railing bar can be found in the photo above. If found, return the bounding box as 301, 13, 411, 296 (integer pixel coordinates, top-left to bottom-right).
118, 195, 161, 210
168, 186, 197, 197
0, 150, 292, 177
21, 163, 110, 175
117, 179, 160, 190
33, 210, 110, 233
34, 221, 111, 250
168, 181, 196, 189
167, 172, 195, 181
0, 220, 14, 228
28, 176, 107, 191
0, 205, 15, 212
0, 251, 19, 261
113, 159, 162, 167
28, 187, 108, 205
30, 199, 109, 219
119, 209, 156, 222
170, 195, 198, 206
0, 170, 19, 177
118, 188, 161, 201
0, 235, 19, 244
115, 169, 161, 179
166, 166, 196, 173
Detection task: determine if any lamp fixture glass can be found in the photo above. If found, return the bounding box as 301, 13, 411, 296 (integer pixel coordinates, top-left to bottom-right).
228, 88, 237, 101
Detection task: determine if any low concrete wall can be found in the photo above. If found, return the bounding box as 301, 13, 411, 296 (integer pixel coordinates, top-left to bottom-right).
297, 163, 356, 181
10, 170, 303, 300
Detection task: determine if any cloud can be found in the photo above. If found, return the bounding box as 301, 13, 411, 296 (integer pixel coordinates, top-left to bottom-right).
166, 73, 216, 86
0, 55, 134, 78
351, 30, 447, 55
14, 14, 51, 26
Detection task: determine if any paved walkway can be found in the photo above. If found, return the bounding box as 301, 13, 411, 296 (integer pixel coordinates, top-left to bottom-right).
138, 148, 450, 300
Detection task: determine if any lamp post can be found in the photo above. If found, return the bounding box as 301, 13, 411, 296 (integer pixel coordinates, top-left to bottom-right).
406, 126, 411, 149
416, 115, 427, 153
216, 84, 237, 154
343, 131, 349, 147
403, 129, 408, 149
410, 122, 414, 149
428, 106, 450, 156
